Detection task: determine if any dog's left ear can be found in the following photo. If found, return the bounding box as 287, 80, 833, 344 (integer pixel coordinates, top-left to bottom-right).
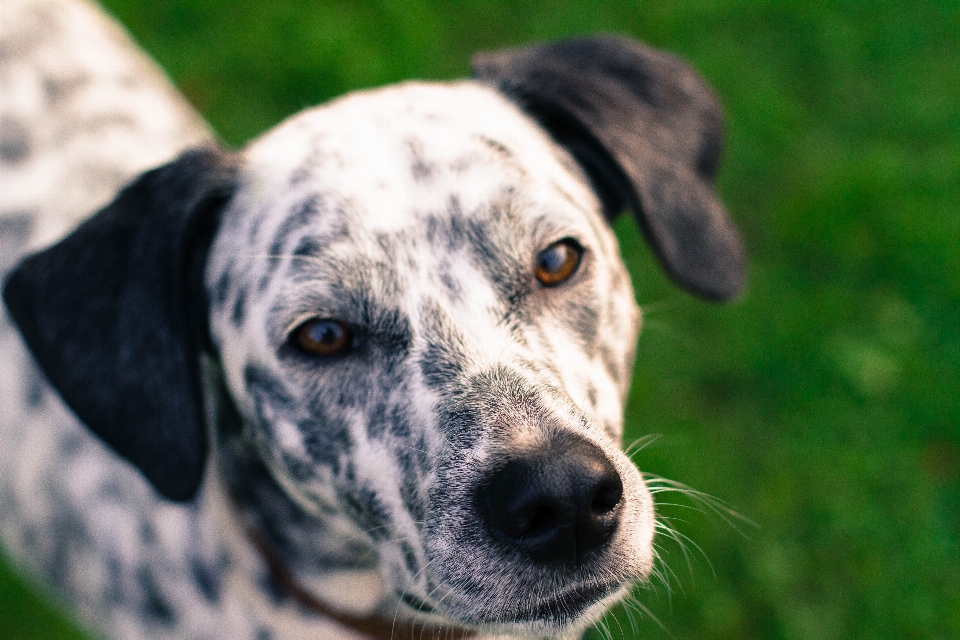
473, 35, 745, 301
3, 147, 236, 501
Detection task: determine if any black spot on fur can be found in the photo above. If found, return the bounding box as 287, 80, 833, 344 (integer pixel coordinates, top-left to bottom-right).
400, 540, 420, 575
259, 569, 290, 606
300, 418, 350, 472
586, 383, 598, 408
285, 229, 352, 284
246, 207, 269, 245
418, 300, 468, 390
436, 260, 463, 301
560, 297, 601, 348
266, 195, 325, 269
406, 138, 434, 182
230, 285, 247, 326
476, 135, 514, 160
24, 367, 45, 408
191, 556, 221, 603
139, 522, 157, 545
288, 157, 316, 188
57, 430, 83, 457
139, 567, 176, 625
42, 74, 89, 105
220, 433, 378, 573
425, 197, 467, 252
386, 403, 414, 441
245, 366, 350, 470
343, 480, 392, 535
400, 465, 429, 525
598, 345, 621, 381
291, 236, 323, 259
0, 213, 32, 272
212, 268, 233, 308
245, 365, 291, 404
436, 366, 554, 450
256, 270, 271, 295
366, 401, 390, 439
46, 516, 80, 589
0, 117, 30, 165
105, 555, 124, 605
97, 478, 127, 502
463, 208, 529, 319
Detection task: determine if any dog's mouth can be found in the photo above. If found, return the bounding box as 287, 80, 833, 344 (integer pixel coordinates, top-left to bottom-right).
399, 578, 625, 631
514, 580, 623, 622
398, 591, 438, 615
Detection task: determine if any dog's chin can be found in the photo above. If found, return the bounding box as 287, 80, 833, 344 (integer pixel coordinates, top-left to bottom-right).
400, 580, 631, 638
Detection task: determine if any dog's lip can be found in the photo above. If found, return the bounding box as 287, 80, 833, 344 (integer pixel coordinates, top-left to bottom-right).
514, 579, 622, 622
398, 579, 620, 626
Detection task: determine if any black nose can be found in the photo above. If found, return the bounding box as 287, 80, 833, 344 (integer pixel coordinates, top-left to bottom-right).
479, 437, 623, 566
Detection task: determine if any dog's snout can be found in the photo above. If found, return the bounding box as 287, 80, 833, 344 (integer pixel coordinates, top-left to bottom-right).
480, 438, 623, 566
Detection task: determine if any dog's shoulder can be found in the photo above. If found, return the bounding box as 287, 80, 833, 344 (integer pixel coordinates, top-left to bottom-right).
0, 1, 233, 637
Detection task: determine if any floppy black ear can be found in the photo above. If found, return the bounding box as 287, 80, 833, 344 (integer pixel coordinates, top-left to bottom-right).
3, 147, 236, 501
473, 35, 745, 301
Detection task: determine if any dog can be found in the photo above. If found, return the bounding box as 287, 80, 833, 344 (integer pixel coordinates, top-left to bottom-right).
0, 1, 745, 639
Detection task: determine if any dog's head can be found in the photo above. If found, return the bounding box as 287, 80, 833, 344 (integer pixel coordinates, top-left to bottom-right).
4, 37, 743, 637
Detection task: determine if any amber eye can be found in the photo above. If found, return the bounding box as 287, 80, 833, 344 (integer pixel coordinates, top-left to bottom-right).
292, 318, 352, 357
535, 238, 583, 286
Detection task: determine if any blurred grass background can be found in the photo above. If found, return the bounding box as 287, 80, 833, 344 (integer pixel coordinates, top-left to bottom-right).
1, 0, 958, 638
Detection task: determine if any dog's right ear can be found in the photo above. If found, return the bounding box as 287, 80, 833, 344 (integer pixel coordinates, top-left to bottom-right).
3, 147, 236, 501
473, 35, 745, 301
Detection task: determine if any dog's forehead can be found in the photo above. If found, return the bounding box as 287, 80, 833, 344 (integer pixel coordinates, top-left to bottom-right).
236, 80, 597, 234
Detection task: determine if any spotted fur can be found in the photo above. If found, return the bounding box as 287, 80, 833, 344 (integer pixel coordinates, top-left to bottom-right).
1, 2, 743, 639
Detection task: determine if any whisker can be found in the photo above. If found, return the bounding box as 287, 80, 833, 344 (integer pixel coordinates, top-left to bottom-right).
637, 298, 683, 316
644, 473, 758, 535
656, 519, 715, 578
622, 592, 674, 638
616, 471, 757, 638
619, 593, 640, 636
622, 433, 662, 459
594, 618, 614, 640
651, 540, 686, 596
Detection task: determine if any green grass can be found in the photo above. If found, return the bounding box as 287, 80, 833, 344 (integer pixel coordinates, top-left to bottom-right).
2, 1, 958, 638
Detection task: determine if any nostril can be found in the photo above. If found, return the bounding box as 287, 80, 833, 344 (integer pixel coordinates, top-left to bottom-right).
590, 480, 623, 516
524, 503, 556, 537
492, 499, 556, 540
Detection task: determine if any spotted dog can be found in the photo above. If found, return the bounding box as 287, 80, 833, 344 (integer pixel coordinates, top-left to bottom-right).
0, 1, 745, 639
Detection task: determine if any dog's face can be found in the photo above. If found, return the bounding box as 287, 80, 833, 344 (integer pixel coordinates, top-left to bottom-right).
4, 36, 744, 639
207, 81, 650, 633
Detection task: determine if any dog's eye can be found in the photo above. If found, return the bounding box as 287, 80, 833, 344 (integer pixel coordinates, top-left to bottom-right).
292, 318, 352, 357
535, 238, 583, 287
